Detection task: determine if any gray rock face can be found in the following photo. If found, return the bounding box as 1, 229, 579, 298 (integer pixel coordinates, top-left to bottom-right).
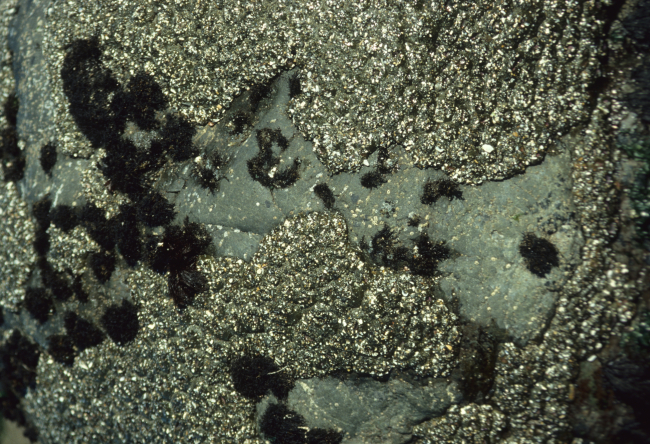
434, 150, 584, 344
0, 0, 631, 442
258, 376, 462, 444
167, 69, 582, 344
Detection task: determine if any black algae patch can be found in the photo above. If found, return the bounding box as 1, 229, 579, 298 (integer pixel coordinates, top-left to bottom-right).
71, 275, 89, 303
260, 403, 307, 444
33, 229, 50, 256
114, 204, 142, 266
410, 233, 450, 277
231, 110, 252, 135
0, 332, 40, 440
24, 287, 54, 324
192, 163, 220, 194
137, 192, 175, 227
32, 196, 52, 257
260, 403, 343, 444
111, 72, 167, 131
421, 178, 463, 205
0, 93, 25, 183
158, 114, 197, 162
32, 195, 52, 229
365, 225, 410, 269
360, 170, 386, 189
249, 81, 273, 111
361, 227, 449, 275
47, 334, 75, 366
61, 38, 124, 147
248, 128, 300, 190
89, 250, 116, 284
64, 312, 104, 351
230, 354, 294, 400
457, 322, 500, 402
39, 142, 57, 176
273, 159, 302, 188
149, 218, 211, 275
80, 203, 115, 251
288, 73, 302, 98
3, 90, 18, 126
49, 205, 79, 233
168, 269, 208, 309
306, 429, 344, 444
148, 218, 211, 308
208, 150, 227, 170
101, 138, 162, 198
38, 259, 73, 302
376, 146, 395, 175
407, 214, 421, 227
0, 331, 39, 396
603, 357, 650, 414
314, 183, 335, 209
519, 232, 559, 277
101, 299, 139, 345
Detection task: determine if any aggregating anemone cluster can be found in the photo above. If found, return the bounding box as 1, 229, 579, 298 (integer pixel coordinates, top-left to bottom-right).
43, 0, 612, 183
0, 0, 648, 442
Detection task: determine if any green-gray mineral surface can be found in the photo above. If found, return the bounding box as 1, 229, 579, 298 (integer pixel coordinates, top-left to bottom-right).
1, 0, 649, 442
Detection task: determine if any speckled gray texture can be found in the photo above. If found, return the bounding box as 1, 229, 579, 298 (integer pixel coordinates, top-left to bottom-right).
42, 0, 610, 183
0, 0, 646, 443
0, 181, 35, 311
413, 403, 507, 443
197, 212, 459, 379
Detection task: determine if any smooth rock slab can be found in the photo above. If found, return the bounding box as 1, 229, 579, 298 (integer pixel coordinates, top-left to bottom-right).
258, 376, 462, 444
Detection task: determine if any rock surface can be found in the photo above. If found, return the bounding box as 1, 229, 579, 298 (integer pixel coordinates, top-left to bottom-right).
0, 0, 645, 442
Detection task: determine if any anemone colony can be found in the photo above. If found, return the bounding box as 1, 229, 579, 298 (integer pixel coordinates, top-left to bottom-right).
0, 30, 564, 443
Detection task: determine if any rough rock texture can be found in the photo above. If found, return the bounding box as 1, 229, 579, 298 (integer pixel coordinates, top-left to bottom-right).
42, 0, 610, 183
0, 0, 647, 442
270, 376, 462, 444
